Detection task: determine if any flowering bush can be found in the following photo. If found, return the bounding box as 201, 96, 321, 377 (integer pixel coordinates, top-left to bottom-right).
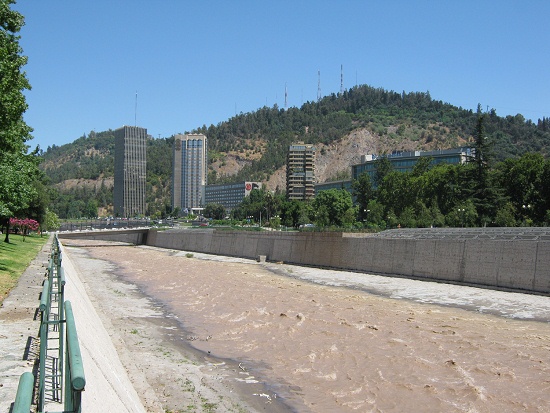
9, 218, 40, 241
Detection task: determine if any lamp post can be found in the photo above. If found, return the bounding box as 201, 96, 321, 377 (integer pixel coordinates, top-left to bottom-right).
458, 208, 465, 228
522, 204, 532, 226
363, 209, 370, 226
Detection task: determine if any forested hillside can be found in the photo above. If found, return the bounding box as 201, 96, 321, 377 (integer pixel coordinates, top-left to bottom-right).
40, 84, 550, 219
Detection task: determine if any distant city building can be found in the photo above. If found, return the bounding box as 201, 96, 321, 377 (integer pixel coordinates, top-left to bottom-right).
114, 125, 147, 217
204, 181, 262, 212
315, 147, 472, 200
352, 148, 472, 182
315, 179, 353, 194
172, 133, 208, 214
286, 143, 316, 200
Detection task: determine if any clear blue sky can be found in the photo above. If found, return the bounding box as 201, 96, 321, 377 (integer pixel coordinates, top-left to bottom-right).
13, 1, 550, 152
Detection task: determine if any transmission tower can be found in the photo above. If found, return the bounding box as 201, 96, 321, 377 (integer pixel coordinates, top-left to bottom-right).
340, 64, 344, 95
317, 70, 321, 102
285, 82, 288, 109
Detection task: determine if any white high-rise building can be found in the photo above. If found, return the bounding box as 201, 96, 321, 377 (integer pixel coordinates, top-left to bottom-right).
172, 133, 208, 213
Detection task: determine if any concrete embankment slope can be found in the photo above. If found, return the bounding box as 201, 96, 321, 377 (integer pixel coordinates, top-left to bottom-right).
145, 228, 550, 295
59, 242, 147, 413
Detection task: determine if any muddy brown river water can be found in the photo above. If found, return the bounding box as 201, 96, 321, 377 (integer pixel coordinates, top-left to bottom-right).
66, 242, 550, 412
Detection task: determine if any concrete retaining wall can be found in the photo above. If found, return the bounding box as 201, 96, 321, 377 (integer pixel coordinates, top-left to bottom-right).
60, 229, 550, 294
60, 229, 148, 245
146, 229, 550, 295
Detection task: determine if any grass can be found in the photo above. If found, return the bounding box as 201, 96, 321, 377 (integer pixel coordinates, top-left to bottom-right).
0, 233, 48, 304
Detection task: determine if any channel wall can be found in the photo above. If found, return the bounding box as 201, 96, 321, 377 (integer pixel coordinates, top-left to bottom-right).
143, 229, 550, 295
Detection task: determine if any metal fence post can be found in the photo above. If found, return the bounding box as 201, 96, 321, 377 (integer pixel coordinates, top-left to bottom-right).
12, 372, 34, 413
64, 301, 86, 413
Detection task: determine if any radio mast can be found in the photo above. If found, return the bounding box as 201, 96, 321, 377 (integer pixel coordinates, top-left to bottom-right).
134, 91, 138, 126
340, 64, 344, 94
317, 70, 321, 102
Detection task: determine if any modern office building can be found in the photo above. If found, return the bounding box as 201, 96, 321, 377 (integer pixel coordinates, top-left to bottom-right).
114, 125, 147, 217
314, 147, 472, 200
172, 133, 208, 213
315, 179, 353, 194
204, 181, 262, 212
286, 143, 316, 200
351, 147, 472, 182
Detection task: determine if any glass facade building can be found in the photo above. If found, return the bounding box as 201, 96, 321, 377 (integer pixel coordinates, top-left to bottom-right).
352, 148, 472, 182
204, 182, 262, 212
315, 147, 472, 200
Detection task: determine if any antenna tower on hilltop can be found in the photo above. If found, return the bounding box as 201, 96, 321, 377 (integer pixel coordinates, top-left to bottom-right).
317, 70, 321, 102
285, 83, 288, 109
340, 64, 344, 94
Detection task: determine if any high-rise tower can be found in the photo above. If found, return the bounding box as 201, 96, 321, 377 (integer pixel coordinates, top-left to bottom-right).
172, 133, 208, 214
286, 143, 316, 201
114, 125, 147, 217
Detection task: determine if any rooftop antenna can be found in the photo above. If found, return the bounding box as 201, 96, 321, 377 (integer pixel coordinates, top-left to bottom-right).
285, 83, 288, 109
340, 64, 344, 94
134, 91, 138, 126
317, 70, 321, 102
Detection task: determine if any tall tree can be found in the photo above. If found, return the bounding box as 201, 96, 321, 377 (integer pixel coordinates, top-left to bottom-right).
312, 189, 354, 227
0, 0, 37, 241
464, 106, 501, 225
352, 172, 374, 221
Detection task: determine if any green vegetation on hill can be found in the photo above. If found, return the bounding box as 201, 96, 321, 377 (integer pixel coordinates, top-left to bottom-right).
40, 84, 550, 219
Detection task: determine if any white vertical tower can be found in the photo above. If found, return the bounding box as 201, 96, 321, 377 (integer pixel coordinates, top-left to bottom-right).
172, 134, 208, 213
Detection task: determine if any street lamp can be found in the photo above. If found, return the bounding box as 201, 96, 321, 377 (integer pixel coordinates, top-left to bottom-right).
522, 204, 532, 226
363, 209, 370, 225
458, 208, 465, 228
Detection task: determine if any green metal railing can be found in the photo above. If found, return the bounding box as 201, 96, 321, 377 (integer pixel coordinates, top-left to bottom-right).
64, 301, 86, 412
13, 234, 85, 413
13, 372, 34, 413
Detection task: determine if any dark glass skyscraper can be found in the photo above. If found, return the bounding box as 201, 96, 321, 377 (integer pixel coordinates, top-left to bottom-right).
114, 126, 147, 217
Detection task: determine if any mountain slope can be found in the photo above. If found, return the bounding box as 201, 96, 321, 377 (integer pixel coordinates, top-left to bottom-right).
40, 84, 550, 218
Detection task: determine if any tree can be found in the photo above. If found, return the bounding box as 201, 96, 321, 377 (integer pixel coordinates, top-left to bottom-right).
373, 156, 393, 188
464, 106, 501, 225
0, 153, 39, 241
203, 203, 226, 220
10, 217, 38, 241
312, 189, 354, 227
280, 199, 304, 229
43, 209, 60, 232
0, 1, 37, 242
352, 172, 374, 221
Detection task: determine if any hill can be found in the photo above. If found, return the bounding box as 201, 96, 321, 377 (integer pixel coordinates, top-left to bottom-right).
40, 84, 550, 219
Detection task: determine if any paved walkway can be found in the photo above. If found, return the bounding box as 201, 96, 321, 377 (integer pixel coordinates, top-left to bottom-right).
0, 236, 52, 412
